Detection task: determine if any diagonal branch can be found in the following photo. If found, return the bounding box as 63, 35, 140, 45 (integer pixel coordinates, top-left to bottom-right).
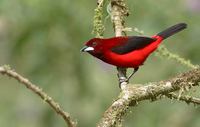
97, 68, 200, 127
0, 66, 77, 127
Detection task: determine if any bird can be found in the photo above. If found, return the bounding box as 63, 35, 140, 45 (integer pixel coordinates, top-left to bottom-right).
81, 23, 187, 82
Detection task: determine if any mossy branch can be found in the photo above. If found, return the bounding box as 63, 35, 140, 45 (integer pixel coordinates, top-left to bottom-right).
92, 0, 105, 38
0, 65, 77, 127
97, 68, 200, 127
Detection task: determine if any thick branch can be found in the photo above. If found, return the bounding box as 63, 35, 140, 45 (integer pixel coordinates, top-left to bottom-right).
97, 68, 200, 127
0, 66, 76, 127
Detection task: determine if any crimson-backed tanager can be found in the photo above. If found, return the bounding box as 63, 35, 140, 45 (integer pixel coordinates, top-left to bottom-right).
81, 23, 187, 81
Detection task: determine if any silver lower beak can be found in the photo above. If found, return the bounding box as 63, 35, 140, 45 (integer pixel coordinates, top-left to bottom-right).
80, 46, 94, 52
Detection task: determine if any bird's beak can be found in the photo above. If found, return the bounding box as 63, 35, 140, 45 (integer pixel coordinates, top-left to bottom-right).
80, 46, 94, 52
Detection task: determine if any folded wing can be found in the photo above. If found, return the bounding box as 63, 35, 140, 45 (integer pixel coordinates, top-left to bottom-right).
111, 36, 156, 54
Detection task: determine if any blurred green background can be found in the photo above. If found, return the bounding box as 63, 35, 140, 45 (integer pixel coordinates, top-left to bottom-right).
0, 0, 200, 127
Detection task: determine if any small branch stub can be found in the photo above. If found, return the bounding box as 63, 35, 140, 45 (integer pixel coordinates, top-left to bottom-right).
165, 93, 200, 105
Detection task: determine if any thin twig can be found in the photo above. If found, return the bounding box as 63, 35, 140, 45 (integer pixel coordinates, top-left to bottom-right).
165, 92, 200, 105
156, 45, 199, 69
97, 68, 200, 127
0, 66, 76, 127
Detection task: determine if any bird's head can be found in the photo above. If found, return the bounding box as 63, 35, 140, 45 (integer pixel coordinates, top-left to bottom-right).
81, 38, 106, 58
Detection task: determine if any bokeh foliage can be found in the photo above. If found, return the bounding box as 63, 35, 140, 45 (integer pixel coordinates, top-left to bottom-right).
0, 0, 200, 127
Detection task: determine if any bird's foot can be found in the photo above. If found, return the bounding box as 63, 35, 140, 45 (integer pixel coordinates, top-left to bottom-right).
119, 77, 129, 89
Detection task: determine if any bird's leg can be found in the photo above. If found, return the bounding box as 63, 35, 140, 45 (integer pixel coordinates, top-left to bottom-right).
117, 67, 128, 89
127, 67, 139, 82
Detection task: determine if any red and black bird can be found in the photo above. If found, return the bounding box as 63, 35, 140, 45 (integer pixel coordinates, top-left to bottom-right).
81, 23, 187, 81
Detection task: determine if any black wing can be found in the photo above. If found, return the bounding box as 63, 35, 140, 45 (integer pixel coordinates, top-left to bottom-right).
111, 36, 156, 54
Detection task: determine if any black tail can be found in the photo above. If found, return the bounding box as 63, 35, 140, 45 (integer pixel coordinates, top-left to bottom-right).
157, 23, 187, 39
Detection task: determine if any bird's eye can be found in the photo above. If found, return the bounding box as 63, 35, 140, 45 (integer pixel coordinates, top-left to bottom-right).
92, 42, 97, 46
